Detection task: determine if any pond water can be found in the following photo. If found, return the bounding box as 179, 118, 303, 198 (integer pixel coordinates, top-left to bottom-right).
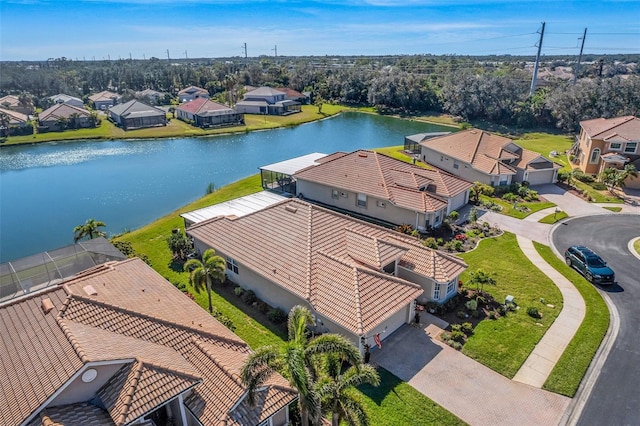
0, 112, 453, 262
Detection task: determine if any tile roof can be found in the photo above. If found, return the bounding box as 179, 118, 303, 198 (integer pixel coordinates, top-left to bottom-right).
244, 87, 286, 97
39, 103, 90, 121
49, 94, 83, 104
178, 86, 208, 95
276, 87, 306, 99
1, 258, 294, 426
419, 129, 552, 175
0, 95, 22, 107
88, 91, 120, 102
294, 150, 472, 213
0, 107, 29, 124
177, 98, 236, 116
188, 200, 466, 336
108, 100, 164, 118
29, 402, 114, 426
580, 116, 640, 141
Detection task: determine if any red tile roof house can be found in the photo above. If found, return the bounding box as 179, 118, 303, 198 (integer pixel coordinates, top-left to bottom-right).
108, 100, 167, 131
178, 86, 209, 103
177, 98, 244, 128
39, 103, 93, 131
417, 129, 561, 187
0, 107, 29, 134
88, 91, 122, 110
235, 87, 301, 116
293, 150, 473, 231
572, 116, 640, 189
187, 199, 467, 353
0, 94, 35, 115
0, 258, 296, 426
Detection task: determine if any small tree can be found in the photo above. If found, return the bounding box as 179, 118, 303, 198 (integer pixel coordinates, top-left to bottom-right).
314, 95, 325, 114
73, 219, 106, 242
468, 269, 497, 293
183, 248, 226, 313
166, 230, 192, 261
470, 181, 494, 203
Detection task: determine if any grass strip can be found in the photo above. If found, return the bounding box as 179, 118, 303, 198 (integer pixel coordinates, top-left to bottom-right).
480, 194, 556, 219
539, 211, 569, 224
603, 206, 622, 212
458, 233, 562, 378
535, 243, 610, 397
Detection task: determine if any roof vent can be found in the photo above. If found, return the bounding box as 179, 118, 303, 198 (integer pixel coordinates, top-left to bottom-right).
41, 298, 54, 315
285, 205, 298, 213
358, 152, 368, 158
83, 285, 98, 296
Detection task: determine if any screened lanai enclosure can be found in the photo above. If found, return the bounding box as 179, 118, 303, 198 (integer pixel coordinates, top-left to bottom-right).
0, 237, 126, 304
259, 152, 328, 195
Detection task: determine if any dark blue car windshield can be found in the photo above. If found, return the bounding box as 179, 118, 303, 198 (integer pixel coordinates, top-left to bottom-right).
586, 257, 606, 268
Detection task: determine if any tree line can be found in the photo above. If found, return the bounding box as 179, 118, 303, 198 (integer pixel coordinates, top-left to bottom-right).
1, 54, 639, 132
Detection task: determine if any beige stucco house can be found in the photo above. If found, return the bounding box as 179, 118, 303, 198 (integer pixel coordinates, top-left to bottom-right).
0, 94, 34, 115
0, 258, 295, 426
417, 129, 561, 186
573, 116, 640, 189
187, 199, 467, 353
109, 99, 167, 130
177, 98, 244, 128
89, 90, 121, 110
39, 103, 92, 131
292, 150, 473, 230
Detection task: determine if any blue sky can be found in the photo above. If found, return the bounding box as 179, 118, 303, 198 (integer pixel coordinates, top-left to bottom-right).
1, 0, 638, 61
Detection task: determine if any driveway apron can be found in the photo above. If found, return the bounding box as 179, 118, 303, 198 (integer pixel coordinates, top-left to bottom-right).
371, 320, 570, 426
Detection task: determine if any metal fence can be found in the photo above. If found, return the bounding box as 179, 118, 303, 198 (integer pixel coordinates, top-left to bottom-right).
0, 237, 126, 304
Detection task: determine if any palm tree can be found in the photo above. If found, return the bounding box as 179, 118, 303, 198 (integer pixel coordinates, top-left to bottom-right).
183, 249, 225, 313
318, 354, 380, 426
241, 305, 361, 426
73, 218, 106, 242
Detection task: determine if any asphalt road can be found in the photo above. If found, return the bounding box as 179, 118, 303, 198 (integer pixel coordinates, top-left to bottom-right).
551, 215, 640, 425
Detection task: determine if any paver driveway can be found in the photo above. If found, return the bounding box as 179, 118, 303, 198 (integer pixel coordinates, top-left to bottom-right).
371, 319, 570, 426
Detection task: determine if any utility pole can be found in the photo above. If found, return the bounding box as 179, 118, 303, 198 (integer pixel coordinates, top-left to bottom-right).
573, 28, 587, 85
184, 50, 188, 59
243, 43, 247, 59
166, 49, 170, 60
272, 45, 278, 57
529, 21, 545, 96
129, 52, 132, 60
143, 53, 146, 60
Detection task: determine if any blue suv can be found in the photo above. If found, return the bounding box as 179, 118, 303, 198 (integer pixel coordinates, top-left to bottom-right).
565, 246, 615, 285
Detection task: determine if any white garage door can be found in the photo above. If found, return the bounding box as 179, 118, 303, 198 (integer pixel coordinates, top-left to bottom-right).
527, 169, 555, 185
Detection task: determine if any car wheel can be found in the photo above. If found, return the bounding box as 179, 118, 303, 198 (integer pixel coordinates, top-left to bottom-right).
565, 257, 572, 267
586, 272, 593, 283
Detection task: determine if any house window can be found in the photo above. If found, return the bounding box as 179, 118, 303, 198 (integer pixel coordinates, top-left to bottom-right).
589, 148, 601, 164
331, 189, 339, 199
226, 257, 239, 274
433, 284, 441, 300
447, 280, 456, 295
357, 193, 367, 208
453, 160, 459, 169
609, 142, 622, 151
624, 142, 637, 154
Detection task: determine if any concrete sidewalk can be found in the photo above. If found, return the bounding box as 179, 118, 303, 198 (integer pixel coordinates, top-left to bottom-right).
476, 209, 552, 244
512, 236, 586, 387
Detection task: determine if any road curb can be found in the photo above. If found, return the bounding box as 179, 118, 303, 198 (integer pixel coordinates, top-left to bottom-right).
628, 237, 640, 261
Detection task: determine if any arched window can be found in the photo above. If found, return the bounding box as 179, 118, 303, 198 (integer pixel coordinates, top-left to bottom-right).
589, 148, 601, 164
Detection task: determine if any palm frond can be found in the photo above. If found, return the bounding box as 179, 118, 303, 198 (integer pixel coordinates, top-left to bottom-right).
306, 334, 361, 366
288, 305, 313, 343
340, 394, 369, 426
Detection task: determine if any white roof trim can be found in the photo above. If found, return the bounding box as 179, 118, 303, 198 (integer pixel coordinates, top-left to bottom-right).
260, 152, 328, 175
181, 191, 291, 224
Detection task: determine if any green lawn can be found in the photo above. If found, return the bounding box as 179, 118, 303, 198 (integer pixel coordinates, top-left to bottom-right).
114, 171, 461, 424
458, 233, 563, 378
534, 243, 610, 397
635, 239, 640, 255
373, 145, 431, 169
603, 206, 622, 212
573, 181, 624, 203
480, 194, 556, 219
513, 133, 574, 170
539, 210, 569, 224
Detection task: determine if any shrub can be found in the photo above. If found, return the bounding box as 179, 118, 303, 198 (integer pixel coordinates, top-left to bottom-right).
423, 237, 438, 249
525, 190, 539, 201
498, 305, 507, 316
212, 309, 236, 331
590, 182, 607, 190
461, 322, 473, 334
454, 234, 467, 241
395, 223, 414, 235
465, 299, 478, 311
444, 241, 456, 252
440, 331, 451, 341
471, 310, 480, 318
503, 193, 518, 202
574, 171, 595, 183
256, 300, 270, 313
489, 311, 497, 320
456, 310, 466, 319
268, 307, 287, 324
451, 324, 462, 332
450, 330, 465, 343
242, 289, 257, 305
451, 341, 463, 350
454, 240, 464, 251
436, 237, 444, 246
234, 286, 245, 297
482, 221, 490, 229
527, 307, 540, 318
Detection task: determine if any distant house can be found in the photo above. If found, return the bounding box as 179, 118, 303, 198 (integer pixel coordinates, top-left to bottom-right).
291, 150, 472, 230
277, 87, 309, 104
176, 98, 244, 128
178, 86, 209, 102
109, 99, 166, 130
49, 93, 84, 108
0, 258, 296, 426
572, 116, 640, 188
235, 87, 301, 115
417, 129, 561, 186
187, 199, 466, 353
0, 107, 29, 136
135, 88, 167, 105
89, 90, 121, 110
0, 94, 34, 115
39, 103, 93, 131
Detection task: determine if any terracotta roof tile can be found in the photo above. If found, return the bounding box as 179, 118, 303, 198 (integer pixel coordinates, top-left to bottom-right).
177, 98, 234, 115
88, 91, 120, 102
29, 402, 114, 426
580, 116, 640, 140
39, 103, 90, 121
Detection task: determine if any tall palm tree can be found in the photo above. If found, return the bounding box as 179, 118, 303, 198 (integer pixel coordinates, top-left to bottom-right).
318, 354, 380, 426
183, 248, 225, 313
73, 218, 106, 243
241, 305, 361, 426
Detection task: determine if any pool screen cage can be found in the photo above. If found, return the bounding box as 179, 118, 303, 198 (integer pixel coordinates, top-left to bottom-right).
0, 237, 126, 304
